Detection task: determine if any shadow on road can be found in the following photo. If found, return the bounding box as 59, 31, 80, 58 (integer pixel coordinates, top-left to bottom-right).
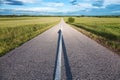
62, 36, 73, 80
53, 29, 72, 80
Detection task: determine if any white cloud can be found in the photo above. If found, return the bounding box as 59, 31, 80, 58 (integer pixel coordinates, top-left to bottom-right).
1, 6, 79, 14
17, 0, 37, 3
13, 7, 58, 12
74, 0, 120, 9
75, 3, 100, 10
56, 8, 78, 13
104, 0, 120, 6
44, 2, 64, 7
78, 3, 95, 9
1, 0, 40, 4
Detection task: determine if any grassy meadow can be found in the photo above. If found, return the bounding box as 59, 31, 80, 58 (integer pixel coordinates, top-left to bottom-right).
0, 17, 60, 56
65, 17, 120, 54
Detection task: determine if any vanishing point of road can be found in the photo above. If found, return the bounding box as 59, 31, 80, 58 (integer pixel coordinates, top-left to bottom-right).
0, 19, 120, 80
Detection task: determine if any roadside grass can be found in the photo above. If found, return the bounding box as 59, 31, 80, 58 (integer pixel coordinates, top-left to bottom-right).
0, 17, 60, 56
65, 17, 120, 54
0, 17, 60, 27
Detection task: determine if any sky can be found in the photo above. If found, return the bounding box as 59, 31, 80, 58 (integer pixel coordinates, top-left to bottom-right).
0, 0, 120, 15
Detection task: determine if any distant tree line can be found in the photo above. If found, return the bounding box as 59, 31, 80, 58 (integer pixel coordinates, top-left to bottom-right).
0, 15, 61, 17
74, 15, 120, 18
0, 15, 120, 18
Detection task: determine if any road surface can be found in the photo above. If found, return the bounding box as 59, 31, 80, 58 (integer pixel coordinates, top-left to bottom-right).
0, 19, 120, 80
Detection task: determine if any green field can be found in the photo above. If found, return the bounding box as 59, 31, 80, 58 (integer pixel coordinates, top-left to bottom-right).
66, 17, 120, 54
0, 17, 60, 56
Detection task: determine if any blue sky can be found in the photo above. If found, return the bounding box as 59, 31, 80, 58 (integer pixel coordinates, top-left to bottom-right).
0, 0, 120, 15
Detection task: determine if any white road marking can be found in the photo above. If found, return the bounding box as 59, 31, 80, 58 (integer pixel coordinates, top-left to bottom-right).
54, 26, 63, 80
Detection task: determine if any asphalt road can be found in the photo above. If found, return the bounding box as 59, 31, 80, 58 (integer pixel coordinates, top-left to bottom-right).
0, 19, 120, 80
